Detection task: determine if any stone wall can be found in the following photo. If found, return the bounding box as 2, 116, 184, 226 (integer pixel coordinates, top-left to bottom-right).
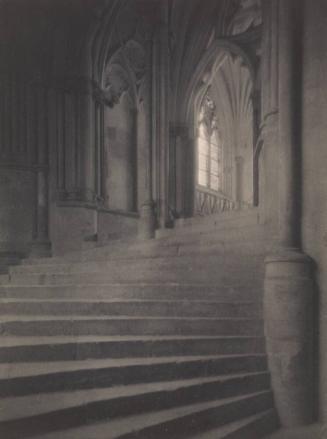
104, 95, 137, 212
0, 75, 50, 256
0, 168, 35, 255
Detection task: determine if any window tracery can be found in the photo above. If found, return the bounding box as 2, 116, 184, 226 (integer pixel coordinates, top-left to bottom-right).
197, 93, 223, 193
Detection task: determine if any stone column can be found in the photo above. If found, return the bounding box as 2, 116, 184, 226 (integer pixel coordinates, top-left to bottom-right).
263, 0, 314, 427
169, 124, 189, 219
152, 3, 169, 229
138, 38, 156, 240
30, 85, 51, 257
78, 80, 96, 204
260, 0, 279, 228
235, 156, 244, 208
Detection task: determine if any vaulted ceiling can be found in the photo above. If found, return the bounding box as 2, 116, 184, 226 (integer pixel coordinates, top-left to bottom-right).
0, 0, 262, 113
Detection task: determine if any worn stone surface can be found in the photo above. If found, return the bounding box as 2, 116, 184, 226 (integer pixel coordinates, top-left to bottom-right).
0, 219, 278, 437
264, 250, 314, 427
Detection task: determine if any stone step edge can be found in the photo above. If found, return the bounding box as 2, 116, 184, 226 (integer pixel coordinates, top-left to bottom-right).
6, 393, 274, 439
1, 273, 262, 285
0, 353, 267, 379
0, 285, 261, 301
0, 298, 262, 304
0, 282, 260, 289
191, 409, 279, 438
15, 255, 264, 272
0, 376, 271, 423
0, 334, 266, 347
0, 315, 263, 322
22, 240, 267, 266
34, 398, 275, 439
9, 261, 263, 276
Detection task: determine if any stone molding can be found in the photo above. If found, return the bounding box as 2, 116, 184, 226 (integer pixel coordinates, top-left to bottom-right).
57, 188, 99, 206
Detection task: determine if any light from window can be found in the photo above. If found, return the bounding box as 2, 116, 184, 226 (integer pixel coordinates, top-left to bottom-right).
197, 93, 222, 192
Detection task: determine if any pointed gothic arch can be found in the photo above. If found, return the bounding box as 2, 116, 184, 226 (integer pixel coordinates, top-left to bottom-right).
171, 40, 259, 218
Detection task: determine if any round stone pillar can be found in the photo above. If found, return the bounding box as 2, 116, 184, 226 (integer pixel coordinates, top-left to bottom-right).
263, 0, 315, 427
264, 250, 314, 426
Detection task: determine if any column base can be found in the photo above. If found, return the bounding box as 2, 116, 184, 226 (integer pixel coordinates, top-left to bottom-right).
264, 247, 315, 427
29, 240, 52, 258
138, 200, 156, 240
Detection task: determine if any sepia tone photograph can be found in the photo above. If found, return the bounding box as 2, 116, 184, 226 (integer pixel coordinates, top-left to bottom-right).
0, 0, 325, 438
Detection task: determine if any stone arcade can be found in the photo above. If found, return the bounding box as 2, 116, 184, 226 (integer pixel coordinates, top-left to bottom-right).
0, 0, 325, 438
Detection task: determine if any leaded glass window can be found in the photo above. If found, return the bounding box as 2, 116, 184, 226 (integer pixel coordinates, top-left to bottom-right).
197, 93, 222, 192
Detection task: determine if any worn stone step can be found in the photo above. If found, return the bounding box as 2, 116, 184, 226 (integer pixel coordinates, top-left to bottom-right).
175, 208, 260, 228
155, 221, 266, 242
23, 243, 181, 265
11, 252, 263, 275
25, 236, 267, 266
30, 391, 275, 439
21, 214, 268, 267
0, 316, 263, 337
0, 283, 260, 301
0, 335, 266, 363
2, 267, 261, 286
0, 373, 271, 421
0, 354, 268, 397
12, 259, 263, 279
0, 299, 262, 318
171, 239, 266, 258
23, 240, 267, 269
0, 377, 272, 438
156, 216, 263, 240
188, 409, 279, 438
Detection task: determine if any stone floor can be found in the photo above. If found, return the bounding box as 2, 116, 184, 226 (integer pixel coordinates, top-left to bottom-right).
268, 424, 325, 439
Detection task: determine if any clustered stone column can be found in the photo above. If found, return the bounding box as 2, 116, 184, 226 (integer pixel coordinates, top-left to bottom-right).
154, 2, 170, 230
30, 85, 51, 257
138, 36, 156, 240
263, 0, 314, 427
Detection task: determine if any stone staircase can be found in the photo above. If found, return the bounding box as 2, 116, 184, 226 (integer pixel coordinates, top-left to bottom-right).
0, 209, 280, 438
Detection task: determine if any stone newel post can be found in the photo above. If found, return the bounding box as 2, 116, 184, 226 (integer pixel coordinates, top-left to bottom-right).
263, 0, 314, 427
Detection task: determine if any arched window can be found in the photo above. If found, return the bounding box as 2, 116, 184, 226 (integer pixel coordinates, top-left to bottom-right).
197, 93, 223, 192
